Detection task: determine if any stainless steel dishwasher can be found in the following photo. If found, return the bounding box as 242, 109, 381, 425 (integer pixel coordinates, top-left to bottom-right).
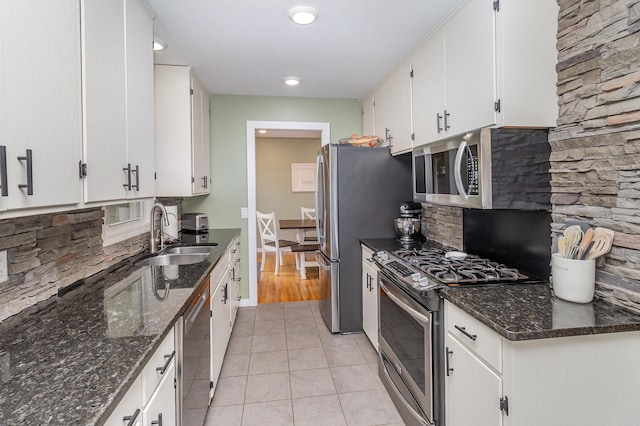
178, 280, 211, 426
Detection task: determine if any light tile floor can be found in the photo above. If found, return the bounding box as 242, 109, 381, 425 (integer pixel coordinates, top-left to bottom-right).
203, 300, 405, 426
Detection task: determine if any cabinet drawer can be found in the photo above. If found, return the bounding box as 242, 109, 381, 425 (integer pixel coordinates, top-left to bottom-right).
446, 301, 502, 373
141, 327, 175, 403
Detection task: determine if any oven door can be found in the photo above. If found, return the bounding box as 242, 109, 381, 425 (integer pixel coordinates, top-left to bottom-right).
378, 270, 434, 425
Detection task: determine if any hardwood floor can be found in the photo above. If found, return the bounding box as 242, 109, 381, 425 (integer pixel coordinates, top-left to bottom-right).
257, 252, 322, 304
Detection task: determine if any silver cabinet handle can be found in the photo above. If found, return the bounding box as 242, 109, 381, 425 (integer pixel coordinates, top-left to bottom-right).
454, 325, 477, 341
436, 113, 443, 133
446, 346, 454, 376
17, 149, 33, 195
131, 164, 139, 191
123, 163, 132, 190
123, 408, 140, 426
444, 109, 451, 130
151, 413, 163, 426
0, 146, 7, 196
156, 350, 175, 375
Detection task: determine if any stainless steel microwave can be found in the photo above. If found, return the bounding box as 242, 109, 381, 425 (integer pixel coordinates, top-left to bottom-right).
413, 127, 551, 210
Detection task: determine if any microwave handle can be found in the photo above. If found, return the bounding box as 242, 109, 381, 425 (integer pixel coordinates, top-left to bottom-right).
453, 140, 469, 200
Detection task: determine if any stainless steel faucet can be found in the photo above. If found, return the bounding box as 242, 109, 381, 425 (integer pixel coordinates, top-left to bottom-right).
150, 203, 170, 253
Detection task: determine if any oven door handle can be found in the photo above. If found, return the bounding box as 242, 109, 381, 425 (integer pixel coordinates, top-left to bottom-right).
379, 278, 431, 326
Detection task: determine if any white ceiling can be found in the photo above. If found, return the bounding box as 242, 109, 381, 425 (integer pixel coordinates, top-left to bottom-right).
147, 0, 466, 99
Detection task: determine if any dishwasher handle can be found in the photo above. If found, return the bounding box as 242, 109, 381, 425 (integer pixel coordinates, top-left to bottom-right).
184, 284, 209, 335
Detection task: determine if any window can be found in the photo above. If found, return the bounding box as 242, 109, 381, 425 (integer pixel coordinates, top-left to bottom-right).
102, 201, 151, 246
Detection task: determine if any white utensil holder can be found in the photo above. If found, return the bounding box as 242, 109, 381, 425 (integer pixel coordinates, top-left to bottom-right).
551, 253, 596, 303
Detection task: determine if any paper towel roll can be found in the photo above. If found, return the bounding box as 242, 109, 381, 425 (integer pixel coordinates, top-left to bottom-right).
163, 206, 179, 240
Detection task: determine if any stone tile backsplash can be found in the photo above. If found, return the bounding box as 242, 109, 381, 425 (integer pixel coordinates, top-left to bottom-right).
0, 208, 147, 322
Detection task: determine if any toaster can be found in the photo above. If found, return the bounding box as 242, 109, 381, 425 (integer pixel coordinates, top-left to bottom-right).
182, 213, 208, 232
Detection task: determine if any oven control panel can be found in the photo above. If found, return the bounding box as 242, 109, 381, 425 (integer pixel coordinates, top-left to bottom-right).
375, 251, 437, 290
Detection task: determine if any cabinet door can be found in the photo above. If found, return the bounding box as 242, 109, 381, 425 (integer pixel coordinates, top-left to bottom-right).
362, 256, 379, 350
374, 62, 413, 154
125, 0, 155, 199
412, 31, 446, 145
0, 0, 82, 211
82, 0, 128, 203
191, 75, 211, 195
154, 65, 193, 196
104, 376, 143, 426
444, 0, 496, 135
211, 278, 231, 393
142, 360, 176, 426
362, 94, 375, 136
445, 335, 503, 426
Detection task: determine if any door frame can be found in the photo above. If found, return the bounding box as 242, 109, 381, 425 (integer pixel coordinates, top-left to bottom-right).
245, 120, 331, 306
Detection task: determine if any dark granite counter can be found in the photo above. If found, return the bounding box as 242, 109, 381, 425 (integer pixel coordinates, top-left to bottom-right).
0, 228, 240, 426
361, 238, 640, 342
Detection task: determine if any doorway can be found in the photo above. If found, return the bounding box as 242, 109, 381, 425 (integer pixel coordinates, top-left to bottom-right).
245, 121, 331, 306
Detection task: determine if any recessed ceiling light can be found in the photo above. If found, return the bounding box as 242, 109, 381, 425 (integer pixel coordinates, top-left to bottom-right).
153, 38, 167, 51
283, 76, 301, 86
258, 129, 267, 134
288, 6, 318, 25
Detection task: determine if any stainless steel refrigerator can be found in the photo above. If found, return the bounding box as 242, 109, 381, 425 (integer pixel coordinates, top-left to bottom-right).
314, 143, 412, 333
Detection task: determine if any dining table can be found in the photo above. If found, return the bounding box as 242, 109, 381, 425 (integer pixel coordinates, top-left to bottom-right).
279, 219, 318, 279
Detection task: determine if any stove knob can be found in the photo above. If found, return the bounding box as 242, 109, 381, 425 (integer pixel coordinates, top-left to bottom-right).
377, 251, 389, 261
411, 273, 421, 282
417, 277, 431, 287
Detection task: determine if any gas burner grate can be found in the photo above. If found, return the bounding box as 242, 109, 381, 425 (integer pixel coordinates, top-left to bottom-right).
391, 248, 528, 285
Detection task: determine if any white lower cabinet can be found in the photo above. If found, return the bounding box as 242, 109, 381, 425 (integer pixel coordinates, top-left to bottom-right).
228, 237, 242, 328
211, 275, 231, 397
361, 245, 379, 350
445, 334, 503, 426
105, 376, 143, 426
142, 360, 176, 426
104, 328, 176, 426
444, 300, 640, 426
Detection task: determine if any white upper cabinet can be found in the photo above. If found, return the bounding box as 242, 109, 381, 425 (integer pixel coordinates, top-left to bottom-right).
125, 0, 156, 200
372, 61, 413, 155
0, 0, 83, 213
82, 0, 155, 203
155, 65, 212, 197
441, 0, 496, 137
373, 0, 559, 149
412, 31, 446, 145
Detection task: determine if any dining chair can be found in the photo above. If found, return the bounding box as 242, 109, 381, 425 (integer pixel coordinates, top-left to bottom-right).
299, 207, 319, 275
299, 207, 318, 243
256, 211, 297, 276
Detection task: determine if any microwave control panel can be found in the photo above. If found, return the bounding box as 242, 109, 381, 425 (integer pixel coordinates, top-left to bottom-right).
467, 148, 479, 195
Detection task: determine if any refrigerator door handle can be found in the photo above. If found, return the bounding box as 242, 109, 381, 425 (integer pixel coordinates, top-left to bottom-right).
315, 154, 325, 247
315, 251, 331, 270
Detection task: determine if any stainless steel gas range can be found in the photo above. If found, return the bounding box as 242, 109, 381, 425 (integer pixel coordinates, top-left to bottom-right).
373, 245, 543, 426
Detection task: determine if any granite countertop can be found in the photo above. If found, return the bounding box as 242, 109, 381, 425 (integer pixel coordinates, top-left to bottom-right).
361, 238, 640, 342
0, 228, 240, 426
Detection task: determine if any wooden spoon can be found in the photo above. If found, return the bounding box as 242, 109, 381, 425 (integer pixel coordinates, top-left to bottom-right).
585, 233, 613, 260
577, 228, 593, 260
558, 236, 567, 258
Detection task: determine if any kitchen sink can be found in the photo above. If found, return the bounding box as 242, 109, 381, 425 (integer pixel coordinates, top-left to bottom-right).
162, 244, 217, 255
136, 253, 209, 267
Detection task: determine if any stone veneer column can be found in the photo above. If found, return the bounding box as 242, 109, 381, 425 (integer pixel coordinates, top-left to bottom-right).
551, 0, 640, 302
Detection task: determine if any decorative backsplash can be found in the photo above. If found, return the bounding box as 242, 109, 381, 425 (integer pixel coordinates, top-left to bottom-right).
551, 0, 640, 289
0, 208, 148, 322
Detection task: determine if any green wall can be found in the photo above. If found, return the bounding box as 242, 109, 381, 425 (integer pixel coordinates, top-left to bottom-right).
183, 95, 363, 299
